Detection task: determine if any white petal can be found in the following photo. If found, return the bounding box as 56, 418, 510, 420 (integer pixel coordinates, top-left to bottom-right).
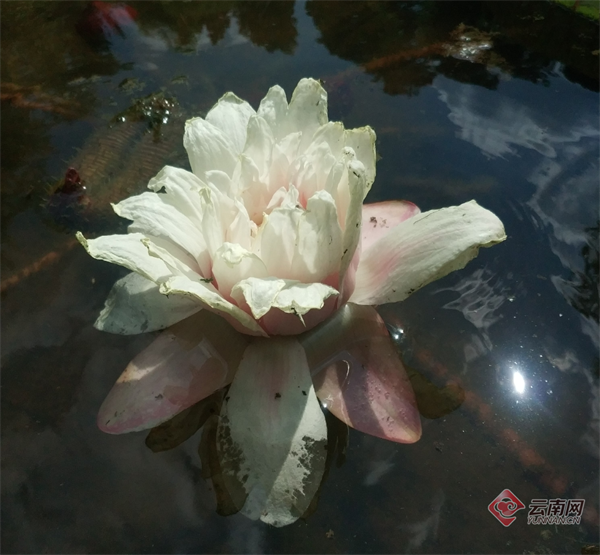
95, 272, 201, 335
291, 190, 342, 283
231, 277, 284, 319
216, 337, 327, 527
268, 147, 292, 198
212, 242, 268, 298
205, 169, 239, 198
350, 200, 507, 305
160, 275, 267, 336
276, 131, 302, 162
231, 277, 338, 320
243, 115, 274, 178
265, 186, 291, 213
197, 187, 224, 260
344, 126, 377, 187
142, 238, 202, 282
144, 235, 204, 277
273, 281, 339, 317
338, 160, 369, 298
254, 207, 302, 278
311, 121, 345, 159
147, 165, 206, 226
285, 78, 328, 151
237, 154, 272, 224
77, 232, 171, 283
290, 142, 336, 203
113, 192, 208, 269
257, 84, 288, 139
206, 92, 256, 155
226, 199, 253, 250
184, 117, 237, 178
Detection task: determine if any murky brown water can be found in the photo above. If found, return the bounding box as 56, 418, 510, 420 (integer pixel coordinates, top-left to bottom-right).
2, 2, 598, 553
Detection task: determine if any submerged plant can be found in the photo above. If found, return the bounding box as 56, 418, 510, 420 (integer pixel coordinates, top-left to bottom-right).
78, 78, 505, 526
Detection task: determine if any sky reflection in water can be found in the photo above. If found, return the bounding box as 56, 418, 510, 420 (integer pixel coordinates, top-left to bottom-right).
1, 1, 598, 553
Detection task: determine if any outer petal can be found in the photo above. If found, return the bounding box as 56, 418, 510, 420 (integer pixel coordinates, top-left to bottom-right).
113, 192, 208, 269
184, 117, 237, 178
95, 272, 201, 334
300, 303, 421, 443
361, 200, 421, 252
216, 337, 327, 527
98, 311, 250, 433
206, 92, 256, 155
160, 275, 267, 336
350, 200, 507, 305
147, 165, 207, 226
76, 232, 171, 283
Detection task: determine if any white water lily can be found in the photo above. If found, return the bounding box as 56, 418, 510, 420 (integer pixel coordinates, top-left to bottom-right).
79, 78, 506, 527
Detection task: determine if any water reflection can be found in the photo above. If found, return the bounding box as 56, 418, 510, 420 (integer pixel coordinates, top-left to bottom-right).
307, 0, 598, 96
403, 489, 445, 552
134, 2, 297, 54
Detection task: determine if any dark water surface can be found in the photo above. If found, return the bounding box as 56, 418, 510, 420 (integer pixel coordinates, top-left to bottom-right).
2, 2, 598, 553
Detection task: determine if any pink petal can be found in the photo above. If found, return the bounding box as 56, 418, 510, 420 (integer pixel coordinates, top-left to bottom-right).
351, 201, 506, 306
361, 200, 420, 252
301, 303, 421, 444
98, 311, 250, 434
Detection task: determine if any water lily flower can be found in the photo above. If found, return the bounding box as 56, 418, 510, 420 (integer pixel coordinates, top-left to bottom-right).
78, 78, 505, 526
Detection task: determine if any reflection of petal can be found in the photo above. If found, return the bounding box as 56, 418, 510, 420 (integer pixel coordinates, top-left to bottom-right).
217, 337, 327, 527
145, 390, 225, 452
404, 489, 445, 551
98, 311, 249, 434
301, 303, 421, 444
361, 200, 420, 252
350, 200, 506, 306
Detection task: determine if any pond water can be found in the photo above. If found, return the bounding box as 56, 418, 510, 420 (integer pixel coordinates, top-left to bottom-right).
1, 2, 598, 553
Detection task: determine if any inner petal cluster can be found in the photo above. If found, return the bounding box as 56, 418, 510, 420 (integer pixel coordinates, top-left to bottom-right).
79, 79, 376, 336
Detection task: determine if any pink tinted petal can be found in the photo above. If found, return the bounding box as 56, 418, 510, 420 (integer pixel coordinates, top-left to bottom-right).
361, 200, 420, 252
98, 311, 250, 434
351, 201, 506, 306
301, 303, 421, 444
